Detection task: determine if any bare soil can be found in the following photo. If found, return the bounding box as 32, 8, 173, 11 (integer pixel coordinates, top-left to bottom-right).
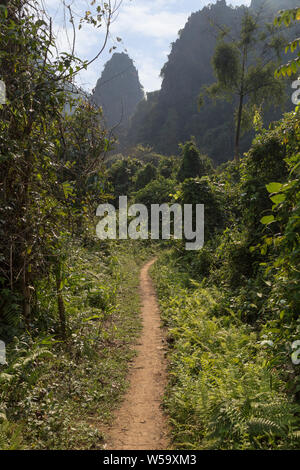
105, 258, 170, 450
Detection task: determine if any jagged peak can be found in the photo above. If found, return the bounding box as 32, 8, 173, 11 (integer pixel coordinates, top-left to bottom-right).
92, 52, 144, 130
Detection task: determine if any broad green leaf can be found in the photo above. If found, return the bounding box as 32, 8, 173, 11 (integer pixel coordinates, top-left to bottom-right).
270, 194, 286, 205
266, 182, 283, 193
261, 215, 275, 225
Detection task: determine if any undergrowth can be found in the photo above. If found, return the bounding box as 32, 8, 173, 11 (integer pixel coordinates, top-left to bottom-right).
0, 240, 154, 449
152, 251, 300, 450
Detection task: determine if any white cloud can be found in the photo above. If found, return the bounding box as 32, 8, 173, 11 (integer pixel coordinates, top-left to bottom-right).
133, 53, 162, 91
111, 2, 187, 39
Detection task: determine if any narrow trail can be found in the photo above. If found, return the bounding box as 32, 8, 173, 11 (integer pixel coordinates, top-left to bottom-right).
106, 258, 170, 450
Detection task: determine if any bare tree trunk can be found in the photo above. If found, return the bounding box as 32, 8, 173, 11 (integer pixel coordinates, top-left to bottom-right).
234, 45, 247, 162
234, 92, 244, 162
55, 269, 66, 339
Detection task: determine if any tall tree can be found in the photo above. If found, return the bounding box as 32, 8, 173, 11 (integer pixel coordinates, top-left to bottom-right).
0, 0, 119, 337
201, 11, 286, 161
177, 141, 210, 182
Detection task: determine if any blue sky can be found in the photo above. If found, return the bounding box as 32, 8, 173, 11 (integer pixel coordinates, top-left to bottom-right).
44, 0, 251, 92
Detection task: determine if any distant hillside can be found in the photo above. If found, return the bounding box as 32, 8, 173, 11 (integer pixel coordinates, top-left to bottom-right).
92, 53, 144, 131
251, 0, 299, 13
125, 0, 299, 164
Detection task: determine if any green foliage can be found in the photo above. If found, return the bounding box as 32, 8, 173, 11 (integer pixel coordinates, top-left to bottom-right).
253, 114, 300, 380
212, 42, 241, 90
108, 157, 142, 198
173, 176, 224, 240
0, 289, 22, 341
135, 178, 177, 209
158, 156, 180, 179
240, 112, 296, 245
0, 1, 151, 450
0, 0, 114, 341
58, 102, 111, 218
108, 148, 179, 200
135, 162, 157, 190
275, 8, 300, 77
204, 11, 285, 160
152, 256, 300, 450
150, 110, 300, 449
0, 240, 154, 449
126, 145, 167, 167
1, 0, 300, 453
177, 141, 213, 182
0, 421, 23, 450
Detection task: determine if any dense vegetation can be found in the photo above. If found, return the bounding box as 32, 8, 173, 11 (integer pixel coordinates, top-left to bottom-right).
0, 0, 300, 451
0, 0, 153, 449
1, 239, 153, 449
152, 109, 300, 449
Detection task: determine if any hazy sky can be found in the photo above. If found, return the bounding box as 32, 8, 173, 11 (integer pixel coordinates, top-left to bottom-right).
44, 0, 251, 92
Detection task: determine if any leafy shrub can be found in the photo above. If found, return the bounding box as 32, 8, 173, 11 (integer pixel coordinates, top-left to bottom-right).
108, 157, 142, 198
177, 141, 213, 182
134, 178, 177, 209
87, 286, 116, 314
134, 163, 157, 191
158, 156, 180, 179
174, 177, 224, 240
152, 254, 300, 450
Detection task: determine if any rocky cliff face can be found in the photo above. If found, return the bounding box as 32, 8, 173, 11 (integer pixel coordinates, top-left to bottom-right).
250, 0, 299, 12
126, 0, 297, 164
127, 1, 247, 162
92, 53, 144, 131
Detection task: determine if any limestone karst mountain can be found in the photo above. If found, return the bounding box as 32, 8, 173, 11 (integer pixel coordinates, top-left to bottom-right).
125, 0, 298, 164
250, 0, 299, 13
92, 53, 144, 132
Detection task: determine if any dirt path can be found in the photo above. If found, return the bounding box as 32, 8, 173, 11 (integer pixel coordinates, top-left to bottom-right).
106, 258, 170, 450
